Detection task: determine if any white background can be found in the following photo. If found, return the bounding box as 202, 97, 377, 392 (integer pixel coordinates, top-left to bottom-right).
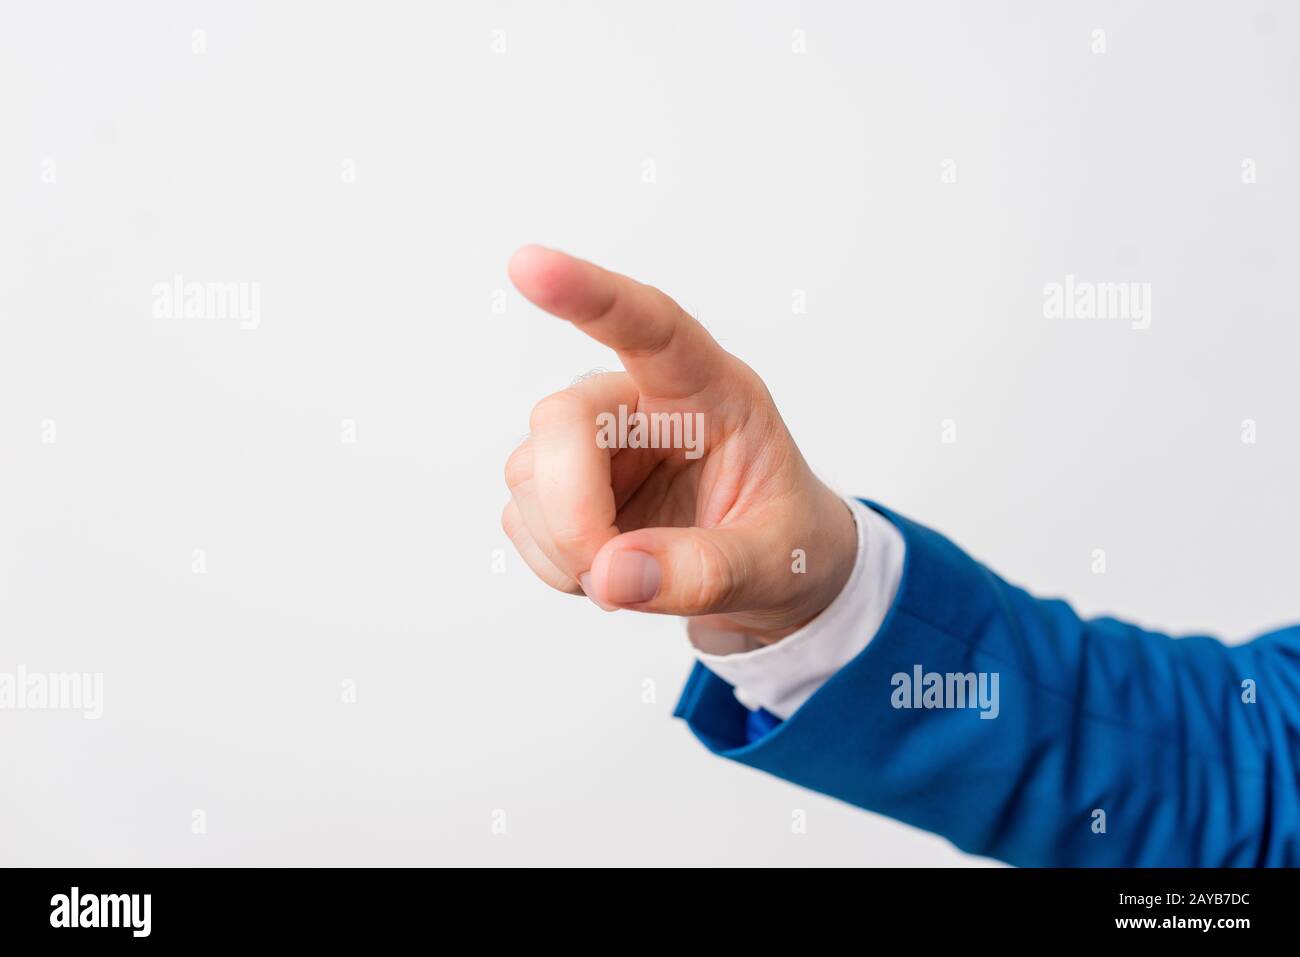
2, 1, 1297, 866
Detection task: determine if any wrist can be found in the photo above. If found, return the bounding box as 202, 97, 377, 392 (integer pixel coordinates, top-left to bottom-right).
791, 487, 859, 630
742, 485, 859, 644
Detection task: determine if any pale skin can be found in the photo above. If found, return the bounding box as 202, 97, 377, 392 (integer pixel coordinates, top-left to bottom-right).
502, 245, 858, 644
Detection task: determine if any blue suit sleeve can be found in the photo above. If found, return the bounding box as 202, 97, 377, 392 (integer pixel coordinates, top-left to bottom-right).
673, 501, 1300, 866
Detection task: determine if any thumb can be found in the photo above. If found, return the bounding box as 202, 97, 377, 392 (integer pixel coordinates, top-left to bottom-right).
588, 525, 776, 617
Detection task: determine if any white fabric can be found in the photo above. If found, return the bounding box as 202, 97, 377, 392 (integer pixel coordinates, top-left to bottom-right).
687, 498, 905, 720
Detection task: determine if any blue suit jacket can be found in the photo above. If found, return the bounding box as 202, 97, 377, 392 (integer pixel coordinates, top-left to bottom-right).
674, 502, 1300, 866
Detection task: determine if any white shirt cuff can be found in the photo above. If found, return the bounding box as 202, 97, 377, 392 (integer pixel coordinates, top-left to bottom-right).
686, 498, 905, 721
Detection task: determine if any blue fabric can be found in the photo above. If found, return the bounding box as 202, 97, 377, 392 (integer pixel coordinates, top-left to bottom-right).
744, 707, 783, 742
674, 501, 1300, 866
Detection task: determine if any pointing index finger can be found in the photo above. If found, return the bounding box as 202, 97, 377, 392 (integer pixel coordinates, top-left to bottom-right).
508, 245, 725, 399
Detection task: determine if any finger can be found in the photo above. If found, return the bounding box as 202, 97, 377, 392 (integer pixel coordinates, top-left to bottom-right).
508, 245, 726, 399
586, 524, 782, 617
504, 439, 580, 582
529, 372, 641, 579
501, 499, 582, 595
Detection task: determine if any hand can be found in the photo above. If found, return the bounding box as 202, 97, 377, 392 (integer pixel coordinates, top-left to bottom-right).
502, 246, 857, 642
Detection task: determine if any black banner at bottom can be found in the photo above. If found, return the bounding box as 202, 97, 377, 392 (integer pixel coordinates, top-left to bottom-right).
0, 866, 1287, 943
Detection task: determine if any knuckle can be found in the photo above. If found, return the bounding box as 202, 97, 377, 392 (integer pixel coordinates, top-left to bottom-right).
503, 444, 532, 490
549, 523, 591, 554
685, 537, 740, 613
529, 390, 586, 434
